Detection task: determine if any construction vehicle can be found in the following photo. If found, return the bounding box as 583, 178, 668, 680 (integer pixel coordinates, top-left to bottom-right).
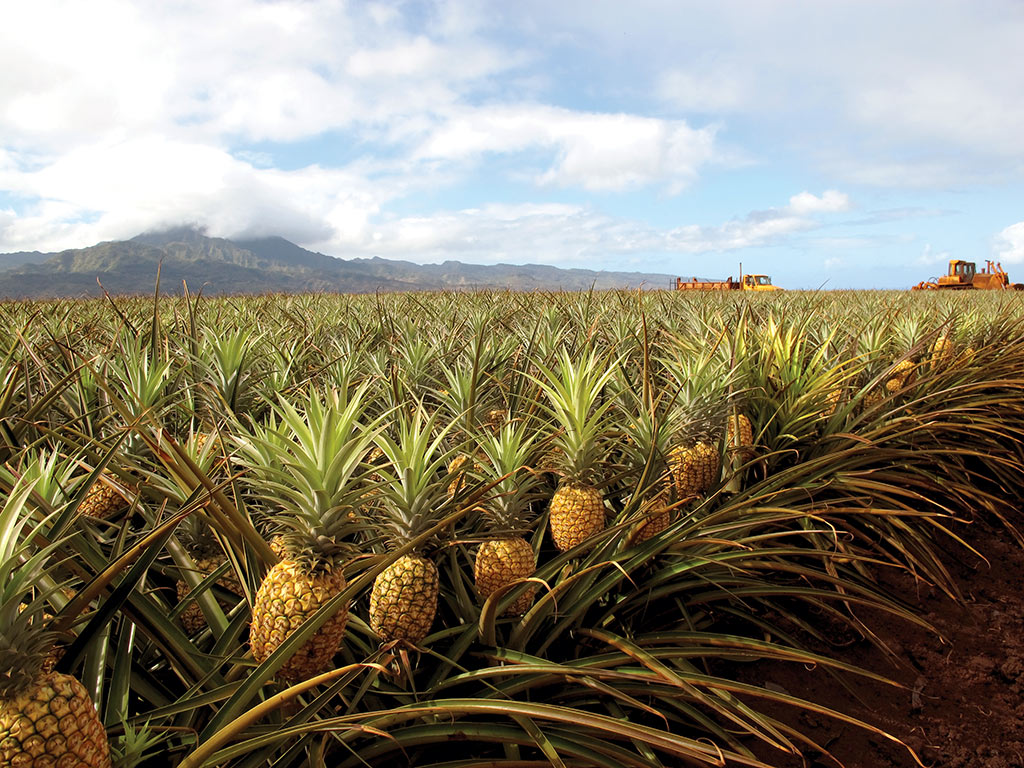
675, 272, 782, 292
913, 260, 1024, 291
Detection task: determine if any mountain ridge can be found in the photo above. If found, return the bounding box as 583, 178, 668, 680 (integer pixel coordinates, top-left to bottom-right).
0, 228, 674, 298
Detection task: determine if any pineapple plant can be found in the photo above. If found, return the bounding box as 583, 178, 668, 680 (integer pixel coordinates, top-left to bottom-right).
0, 480, 110, 768
473, 422, 543, 615
437, 357, 505, 500
368, 408, 458, 644
533, 349, 618, 552
615, 367, 678, 547
885, 314, 927, 393
234, 385, 379, 682
664, 345, 727, 501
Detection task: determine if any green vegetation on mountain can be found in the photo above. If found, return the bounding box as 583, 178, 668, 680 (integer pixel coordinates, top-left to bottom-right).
0, 227, 672, 297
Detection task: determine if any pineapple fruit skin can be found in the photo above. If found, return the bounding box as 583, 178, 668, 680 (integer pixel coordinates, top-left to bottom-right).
474, 537, 536, 616
726, 414, 753, 447
369, 555, 438, 644
176, 556, 245, 635
629, 490, 672, 546
0, 671, 110, 768
669, 442, 720, 498
78, 482, 127, 520
250, 560, 350, 682
549, 483, 605, 552
446, 455, 473, 499
821, 387, 841, 418
929, 335, 955, 367
725, 414, 755, 458
885, 360, 918, 393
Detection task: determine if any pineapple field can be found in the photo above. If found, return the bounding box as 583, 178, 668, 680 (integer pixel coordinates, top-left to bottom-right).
2, 287, 1024, 767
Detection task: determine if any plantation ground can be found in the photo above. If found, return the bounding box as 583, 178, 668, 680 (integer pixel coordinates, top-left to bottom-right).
731, 519, 1024, 767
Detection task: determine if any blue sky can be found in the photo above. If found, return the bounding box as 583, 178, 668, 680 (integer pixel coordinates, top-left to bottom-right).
1, 0, 1022, 289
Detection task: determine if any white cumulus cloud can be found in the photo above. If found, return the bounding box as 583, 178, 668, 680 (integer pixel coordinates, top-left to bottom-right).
787, 190, 851, 215
0, 138, 387, 253
414, 105, 719, 193
996, 222, 1024, 264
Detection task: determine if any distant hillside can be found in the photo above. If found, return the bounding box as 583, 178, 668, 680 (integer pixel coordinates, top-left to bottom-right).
0, 228, 673, 298
0, 251, 50, 271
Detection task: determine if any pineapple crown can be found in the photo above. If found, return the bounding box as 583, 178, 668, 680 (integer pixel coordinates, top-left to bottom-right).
0, 479, 66, 697
370, 405, 459, 551
475, 422, 544, 533
233, 383, 384, 557
0, 449, 77, 510
618, 393, 676, 491
531, 348, 619, 485
273, 526, 358, 575
662, 342, 730, 445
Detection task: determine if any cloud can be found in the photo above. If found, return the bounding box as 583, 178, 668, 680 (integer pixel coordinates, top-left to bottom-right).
518, 0, 1024, 186
843, 207, 957, 226
917, 243, 951, 266
414, 105, 719, 192
0, 1, 729, 254
0, 0, 518, 149
996, 222, 1024, 264
786, 190, 851, 215
655, 68, 745, 113
0, 138, 385, 252
344, 191, 851, 268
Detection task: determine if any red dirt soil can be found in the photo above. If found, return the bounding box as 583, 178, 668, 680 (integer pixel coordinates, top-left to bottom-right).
732, 521, 1024, 768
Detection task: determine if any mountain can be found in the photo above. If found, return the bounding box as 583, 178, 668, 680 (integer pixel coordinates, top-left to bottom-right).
0, 228, 674, 298
0, 251, 50, 271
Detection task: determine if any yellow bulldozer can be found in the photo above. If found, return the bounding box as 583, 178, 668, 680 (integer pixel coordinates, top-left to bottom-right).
913, 260, 1024, 291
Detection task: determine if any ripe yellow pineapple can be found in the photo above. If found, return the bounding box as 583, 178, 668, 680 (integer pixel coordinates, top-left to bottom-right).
929, 334, 955, 367
669, 441, 720, 499
533, 349, 617, 553
474, 538, 536, 615
627, 490, 672, 546
369, 555, 438, 642
234, 386, 380, 681
78, 473, 130, 520
368, 408, 457, 644
549, 483, 605, 551
725, 413, 755, 459
0, 671, 110, 768
0, 481, 110, 768
250, 554, 350, 681
885, 359, 918, 393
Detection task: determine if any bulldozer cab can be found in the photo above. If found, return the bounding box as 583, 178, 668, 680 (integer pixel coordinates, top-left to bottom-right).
936, 259, 976, 288
951, 260, 975, 280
